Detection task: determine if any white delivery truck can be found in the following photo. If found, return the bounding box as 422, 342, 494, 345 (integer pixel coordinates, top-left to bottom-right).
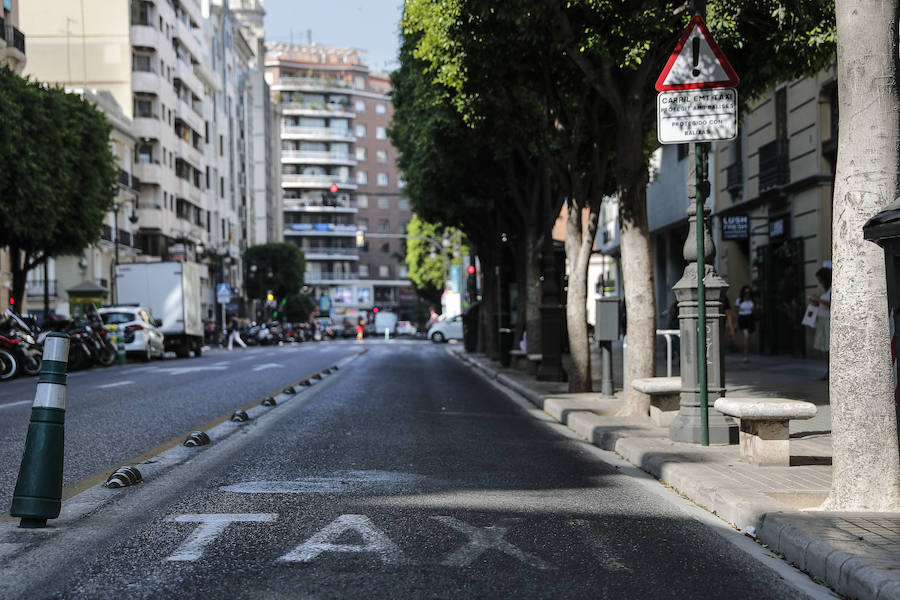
115, 262, 204, 358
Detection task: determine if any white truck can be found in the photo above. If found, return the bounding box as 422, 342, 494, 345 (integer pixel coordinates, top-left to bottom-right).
115, 262, 204, 358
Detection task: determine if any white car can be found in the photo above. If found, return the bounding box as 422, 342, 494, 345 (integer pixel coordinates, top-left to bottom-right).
427, 315, 463, 343
98, 306, 165, 361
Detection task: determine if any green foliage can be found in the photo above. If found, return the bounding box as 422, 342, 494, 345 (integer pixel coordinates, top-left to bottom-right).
243, 243, 306, 301
282, 293, 315, 322
404, 216, 446, 304
0, 67, 118, 297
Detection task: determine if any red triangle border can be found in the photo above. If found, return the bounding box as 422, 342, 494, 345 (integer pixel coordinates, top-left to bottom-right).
655, 15, 740, 91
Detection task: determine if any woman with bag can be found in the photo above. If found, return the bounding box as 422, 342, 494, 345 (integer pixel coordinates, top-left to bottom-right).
810, 266, 832, 379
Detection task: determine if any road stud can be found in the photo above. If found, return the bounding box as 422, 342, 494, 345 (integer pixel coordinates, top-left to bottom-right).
183, 431, 211, 447
10, 333, 70, 528
261, 396, 277, 407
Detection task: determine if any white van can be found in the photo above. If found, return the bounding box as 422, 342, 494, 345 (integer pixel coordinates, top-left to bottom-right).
374, 311, 399, 335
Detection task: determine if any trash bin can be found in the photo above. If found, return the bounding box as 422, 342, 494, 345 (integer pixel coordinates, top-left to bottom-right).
462, 302, 480, 352
499, 327, 513, 367
863, 199, 900, 451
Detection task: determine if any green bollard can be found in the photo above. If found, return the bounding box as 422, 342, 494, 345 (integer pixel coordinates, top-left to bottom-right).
10, 333, 70, 528
114, 326, 126, 365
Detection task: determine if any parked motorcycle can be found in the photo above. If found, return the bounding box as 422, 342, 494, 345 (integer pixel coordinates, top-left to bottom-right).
1, 310, 42, 378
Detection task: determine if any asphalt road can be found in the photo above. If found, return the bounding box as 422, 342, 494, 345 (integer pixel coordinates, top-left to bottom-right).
0, 341, 828, 598
0, 340, 360, 510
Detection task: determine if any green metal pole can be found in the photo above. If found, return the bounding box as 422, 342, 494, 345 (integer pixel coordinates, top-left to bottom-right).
696, 142, 709, 446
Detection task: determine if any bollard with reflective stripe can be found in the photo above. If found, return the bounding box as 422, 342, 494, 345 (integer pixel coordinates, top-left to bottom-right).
10, 333, 70, 528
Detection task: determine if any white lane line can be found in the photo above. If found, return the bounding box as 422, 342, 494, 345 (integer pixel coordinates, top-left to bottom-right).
0, 400, 33, 411
96, 380, 134, 389
252, 363, 284, 372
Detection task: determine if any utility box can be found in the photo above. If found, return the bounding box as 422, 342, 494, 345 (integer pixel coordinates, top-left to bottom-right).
595, 297, 620, 341
863, 199, 900, 453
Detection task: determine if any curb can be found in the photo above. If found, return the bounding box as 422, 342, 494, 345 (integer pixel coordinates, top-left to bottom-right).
450, 347, 900, 600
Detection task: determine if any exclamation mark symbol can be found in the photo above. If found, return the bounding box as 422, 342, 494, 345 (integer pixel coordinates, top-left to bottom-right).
692, 36, 701, 77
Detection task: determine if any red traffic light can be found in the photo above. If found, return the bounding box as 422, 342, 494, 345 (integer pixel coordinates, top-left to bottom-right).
466, 265, 476, 275
329, 183, 338, 194
8, 297, 13, 305
373, 307, 379, 313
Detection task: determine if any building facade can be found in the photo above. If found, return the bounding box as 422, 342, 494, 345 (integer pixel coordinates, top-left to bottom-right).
265, 43, 414, 319
15, 0, 281, 324
0, 0, 26, 310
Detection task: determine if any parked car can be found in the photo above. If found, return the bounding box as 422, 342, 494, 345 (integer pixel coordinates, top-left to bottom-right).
395, 321, 417, 336
427, 315, 463, 343
98, 306, 165, 361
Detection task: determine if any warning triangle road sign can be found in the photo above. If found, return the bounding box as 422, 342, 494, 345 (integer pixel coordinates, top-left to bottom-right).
655, 16, 739, 91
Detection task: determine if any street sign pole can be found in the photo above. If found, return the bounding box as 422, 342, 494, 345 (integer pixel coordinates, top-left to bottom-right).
695, 142, 709, 446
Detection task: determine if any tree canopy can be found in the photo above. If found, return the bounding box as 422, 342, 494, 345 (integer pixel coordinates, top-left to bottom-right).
243, 243, 306, 302
0, 67, 119, 305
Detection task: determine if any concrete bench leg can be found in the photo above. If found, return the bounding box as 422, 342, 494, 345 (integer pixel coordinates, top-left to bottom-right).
740, 419, 790, 466
649, 393, 681, 427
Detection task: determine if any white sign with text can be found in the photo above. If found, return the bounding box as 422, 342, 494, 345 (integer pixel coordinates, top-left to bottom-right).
657, 88, 737, 144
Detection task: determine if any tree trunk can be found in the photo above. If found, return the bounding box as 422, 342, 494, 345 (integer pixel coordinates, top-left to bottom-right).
617, 155, 656, 417
565, 197, 599, 392
822, 0, 900, 511
9, 246, 28, 310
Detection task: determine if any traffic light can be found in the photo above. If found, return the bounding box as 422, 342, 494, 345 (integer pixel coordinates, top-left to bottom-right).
466, 265, 477, 301
322, 183, 339, 207
373, 307, 379, 313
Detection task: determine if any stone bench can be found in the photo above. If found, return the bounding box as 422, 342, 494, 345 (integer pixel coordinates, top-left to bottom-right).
509, 349, 530, 371
714, 397, 817, 466
632, 376, 681, 427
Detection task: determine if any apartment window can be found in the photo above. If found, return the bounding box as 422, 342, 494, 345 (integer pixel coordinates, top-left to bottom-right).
359, 264, 369, 276
134, 98, 154, 119
378, 196, 390, 210
376, 103, 386, 115
377, 173, 388, 187
356, 194, 368, 208
355, 100, 366, 113
379, 265, 389, 277
219, 135, 224, 156
356, 147, 367, 161
376, 149, 387, 163
398, 198, 409, 211
375, 126, 386, 140
220, 176, 224, 197
355, 124, 366, 138
354, 76, 365, 89
380, 242, 390, 254
379, 219, 390, 233
137, 143, 153, 163
397, 266, 408, 278
356, 171, 368, 185
133, 53, 153, 72
399, 221, 409, 233
357, 217, 368, 230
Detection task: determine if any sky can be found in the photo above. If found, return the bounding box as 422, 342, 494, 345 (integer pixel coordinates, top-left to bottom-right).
262, 0, 405, 73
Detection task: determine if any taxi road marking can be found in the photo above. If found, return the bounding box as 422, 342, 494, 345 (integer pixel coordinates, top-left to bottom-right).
165, 513, 277, 561
433, 516, 551, 569
278, 514, 404, 564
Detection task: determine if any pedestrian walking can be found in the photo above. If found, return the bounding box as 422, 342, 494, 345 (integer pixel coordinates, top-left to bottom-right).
810, 264, 832, 379
736, 285, 755, 362
356, 317, 365, 341
425, 305, 440, 330
227, 316, 247, 351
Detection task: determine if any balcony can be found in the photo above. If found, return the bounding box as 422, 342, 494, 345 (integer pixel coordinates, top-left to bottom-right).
131, 175, 141, 190
173, 19, 203, 67
26, 280, 57, 298
302, 247, 360, 260
174, 61, 203, 101
1, 24, 26, 66
0, 16, 6, 47
176, 137, 203, 171
116, 229, 134, 247
281, 174, 357, 190
725, 162, 743, 195
284, 198, 357, 213
281, 126, 356, 143
281, 150, 356, 166
100, 224, 113, 242
304, 272, 358, 283
280, 102, 354, 119
130, 24, 160, 48
758, 139, 790, 193
118, 169, 131, 187
134, 162, 163, 185
176, 176, 202, 204
273, 76, 352, 92
285, 223, 358, 237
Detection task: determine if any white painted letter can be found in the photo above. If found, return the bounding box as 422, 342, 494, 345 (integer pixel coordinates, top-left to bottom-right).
278, 514, 404, 564
165, 513, 278, 561
432, 516, 551, 569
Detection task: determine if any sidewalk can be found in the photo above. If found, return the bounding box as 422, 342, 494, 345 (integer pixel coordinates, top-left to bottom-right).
450, 345, 900, 600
